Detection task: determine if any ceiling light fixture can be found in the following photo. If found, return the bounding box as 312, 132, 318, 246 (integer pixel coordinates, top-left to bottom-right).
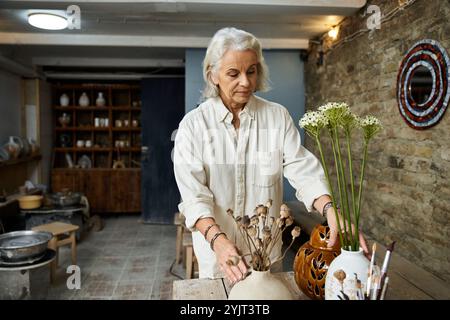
28, 13, 68, 30
328, 26, 339, 40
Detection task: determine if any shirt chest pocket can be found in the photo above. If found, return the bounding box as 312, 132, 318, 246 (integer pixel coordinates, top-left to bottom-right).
251, 150, 281, 187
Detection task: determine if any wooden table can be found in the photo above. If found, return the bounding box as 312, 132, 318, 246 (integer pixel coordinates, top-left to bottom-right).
172, 271, 309, 300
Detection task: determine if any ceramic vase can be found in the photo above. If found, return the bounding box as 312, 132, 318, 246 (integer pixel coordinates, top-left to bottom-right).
228, 269, 294, 300
96, 92, 106, 107
324, 248, 369, 300
79, 92, 89, 107
60, 93, 69, 107
293, 224, 340, 300
5, 136, 20, 159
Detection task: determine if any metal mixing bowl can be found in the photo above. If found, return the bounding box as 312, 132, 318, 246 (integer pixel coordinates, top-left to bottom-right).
0, 230, 53, 262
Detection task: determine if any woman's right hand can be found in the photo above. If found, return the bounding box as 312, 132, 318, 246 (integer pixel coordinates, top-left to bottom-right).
213, 235, 248, 285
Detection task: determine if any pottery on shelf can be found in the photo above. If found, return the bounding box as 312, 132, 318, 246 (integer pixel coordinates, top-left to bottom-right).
58, 113, 71, 127
96, 92, 106, 107
60, 93, 70, 107
21, 137, 31, 156
324, 248, 370, 300
113, 159, 126, 169
28, 138, 39, 155
78, 155, 92, 169
59, 134, 71, 148
79, 92, 89, 107
293, 224, 340, 300
4, 136, 21, 159
228, 269, 294, 300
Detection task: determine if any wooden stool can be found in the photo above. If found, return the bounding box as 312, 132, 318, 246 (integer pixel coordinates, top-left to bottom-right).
182, 231, 194, 279
174, 212, 186, 265
32, 222, 79, 283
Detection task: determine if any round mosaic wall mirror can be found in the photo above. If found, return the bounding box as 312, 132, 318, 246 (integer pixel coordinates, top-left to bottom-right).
397, 39, 450, 130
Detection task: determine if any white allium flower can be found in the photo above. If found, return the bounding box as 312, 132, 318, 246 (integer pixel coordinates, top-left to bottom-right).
341, 111, 360, 132
360, 115, 381, 127
318, 102, 351, 127
299, 111, 328, 138
318, 102, 350, 114
360, 115, 382, 140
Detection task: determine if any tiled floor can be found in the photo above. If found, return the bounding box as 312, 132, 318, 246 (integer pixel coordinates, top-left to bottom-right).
44, 214, 296, 300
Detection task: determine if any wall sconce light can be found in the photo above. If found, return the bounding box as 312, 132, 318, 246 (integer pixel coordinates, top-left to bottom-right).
328, 26, 339, 40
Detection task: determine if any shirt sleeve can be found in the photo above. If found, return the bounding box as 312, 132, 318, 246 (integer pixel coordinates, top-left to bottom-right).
281, 108, 330, 212
173, 118, 215, 231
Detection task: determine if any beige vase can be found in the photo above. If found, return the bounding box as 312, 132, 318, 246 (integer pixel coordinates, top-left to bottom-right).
228, 270, 294, 300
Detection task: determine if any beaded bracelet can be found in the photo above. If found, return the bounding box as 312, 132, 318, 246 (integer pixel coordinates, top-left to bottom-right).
210, 232, 226, 251
203, 223, 219, 240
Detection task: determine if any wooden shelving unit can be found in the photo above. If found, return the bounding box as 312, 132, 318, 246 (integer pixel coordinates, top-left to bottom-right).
50, 83, 142, 213
0, 154, 41, 168
52, 83, 142, 169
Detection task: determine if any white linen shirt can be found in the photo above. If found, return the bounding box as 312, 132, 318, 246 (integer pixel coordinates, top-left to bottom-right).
173, 95, 329, 279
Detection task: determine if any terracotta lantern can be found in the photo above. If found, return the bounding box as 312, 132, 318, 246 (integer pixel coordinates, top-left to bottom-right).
293, 224, 341, 300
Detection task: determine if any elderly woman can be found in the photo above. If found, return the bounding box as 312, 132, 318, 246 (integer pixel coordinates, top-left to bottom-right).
174, 27, 368, 284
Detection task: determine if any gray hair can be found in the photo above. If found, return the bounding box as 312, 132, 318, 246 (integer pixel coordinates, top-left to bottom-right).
202, 27, 271, 99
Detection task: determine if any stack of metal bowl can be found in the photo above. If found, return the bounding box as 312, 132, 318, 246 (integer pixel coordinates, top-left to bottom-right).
0, 230, 53, 265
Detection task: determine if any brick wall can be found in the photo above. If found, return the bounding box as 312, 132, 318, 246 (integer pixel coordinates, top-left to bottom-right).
304, 0, 450, 282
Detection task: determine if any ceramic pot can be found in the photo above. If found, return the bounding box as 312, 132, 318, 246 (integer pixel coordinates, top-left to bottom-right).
228, 269, 294, 300
5, 136, 20, 159
325, 248, 369, 300
60, 93, 69, 107
59, 134, 71, 148
58, 113, 71, 127
79, 92, 89, 107
96, 92, 106, 107
28, 138, 39, 155
293, 224, 340, 300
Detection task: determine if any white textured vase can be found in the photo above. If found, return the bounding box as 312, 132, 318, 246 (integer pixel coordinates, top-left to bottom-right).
60, 93, 69, 107
228, 270, 294, 300
325, 248, 369, 300
96, 92, 106, 106
79, 92, 89, 107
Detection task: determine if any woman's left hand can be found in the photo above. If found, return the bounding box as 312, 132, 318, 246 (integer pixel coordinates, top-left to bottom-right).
326, 207, 371, 260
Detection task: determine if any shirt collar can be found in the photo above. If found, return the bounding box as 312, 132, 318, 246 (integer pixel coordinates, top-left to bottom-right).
214, 95, 256, 123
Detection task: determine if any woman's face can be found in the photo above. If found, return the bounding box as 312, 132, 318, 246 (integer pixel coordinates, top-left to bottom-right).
212, 49, 258, 109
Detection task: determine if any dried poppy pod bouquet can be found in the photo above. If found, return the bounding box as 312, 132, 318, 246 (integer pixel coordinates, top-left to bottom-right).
227, 200, 301, 271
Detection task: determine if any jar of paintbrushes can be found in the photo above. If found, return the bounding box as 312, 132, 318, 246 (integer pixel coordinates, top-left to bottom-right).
361, 241, 395, 300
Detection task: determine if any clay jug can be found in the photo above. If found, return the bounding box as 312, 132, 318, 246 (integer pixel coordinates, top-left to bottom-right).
293, 224, 340, 300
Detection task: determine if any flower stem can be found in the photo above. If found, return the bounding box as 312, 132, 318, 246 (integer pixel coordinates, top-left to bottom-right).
334, 126, 355, 249
329, 128, 349, 247
357, 141, 369, 226
346, 131, 359, 251
315, 134, 345, 248
279, 238, 296, 262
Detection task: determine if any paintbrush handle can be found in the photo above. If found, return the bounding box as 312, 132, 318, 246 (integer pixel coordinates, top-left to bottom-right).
380, 277, 389, 300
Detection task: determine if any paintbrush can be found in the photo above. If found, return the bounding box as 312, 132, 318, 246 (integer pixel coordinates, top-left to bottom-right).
380, 276, 389, 300
377, 241, 396, 299
354, 273, 364, 300
370, 275, 380, 300
366, 242, 377, 298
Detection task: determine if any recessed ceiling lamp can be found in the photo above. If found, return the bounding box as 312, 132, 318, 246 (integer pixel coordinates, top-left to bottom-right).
28, 13, 68, 30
